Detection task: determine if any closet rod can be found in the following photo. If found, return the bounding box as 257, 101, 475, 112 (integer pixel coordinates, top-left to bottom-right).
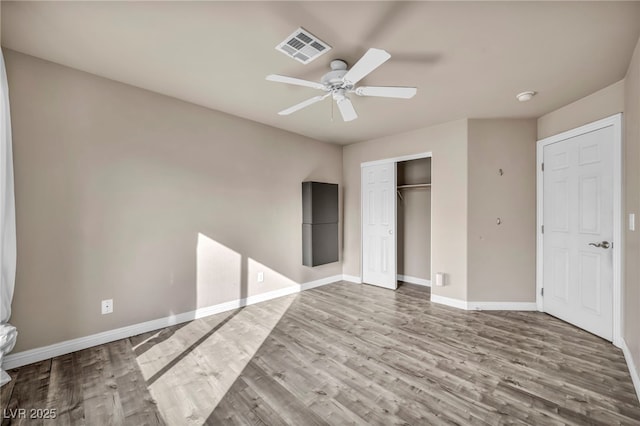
397, 183, 431, 189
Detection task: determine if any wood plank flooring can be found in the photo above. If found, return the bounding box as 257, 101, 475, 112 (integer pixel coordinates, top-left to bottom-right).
1, 282, 639, 425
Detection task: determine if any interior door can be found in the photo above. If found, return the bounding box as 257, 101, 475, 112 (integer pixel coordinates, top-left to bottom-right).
543, 126, 614, 341
362, 162, 397, 289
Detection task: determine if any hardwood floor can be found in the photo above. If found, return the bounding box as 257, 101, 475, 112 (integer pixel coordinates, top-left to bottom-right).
2, 282, 639, 425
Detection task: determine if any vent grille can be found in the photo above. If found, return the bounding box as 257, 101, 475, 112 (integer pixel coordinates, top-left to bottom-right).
275, 27, 331, 64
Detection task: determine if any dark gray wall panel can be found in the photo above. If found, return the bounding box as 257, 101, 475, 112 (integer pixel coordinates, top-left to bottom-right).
302, 182, 338, 224
302, 182, 339, 266
302, 223, 339, 267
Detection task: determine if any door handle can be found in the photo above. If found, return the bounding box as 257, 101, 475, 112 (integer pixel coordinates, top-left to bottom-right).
388, 230, 393, 235
589, 241, 611, 249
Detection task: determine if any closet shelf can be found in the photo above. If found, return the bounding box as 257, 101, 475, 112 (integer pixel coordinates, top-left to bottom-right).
397, 184, 431, 189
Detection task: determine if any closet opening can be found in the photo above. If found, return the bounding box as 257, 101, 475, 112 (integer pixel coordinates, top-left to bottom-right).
360, 152, 432, 290
397, 157, 431, 287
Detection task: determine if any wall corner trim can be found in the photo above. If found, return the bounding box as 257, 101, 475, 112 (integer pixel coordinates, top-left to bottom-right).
397, 275, 431, 287
2, 274, 346, 370
621, 339, 640, 404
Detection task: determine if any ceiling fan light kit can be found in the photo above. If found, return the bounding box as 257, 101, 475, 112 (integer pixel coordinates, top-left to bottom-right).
267, 47, 418, 122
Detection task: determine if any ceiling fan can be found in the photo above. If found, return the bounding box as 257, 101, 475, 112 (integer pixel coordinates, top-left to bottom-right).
266, 48, 417, 122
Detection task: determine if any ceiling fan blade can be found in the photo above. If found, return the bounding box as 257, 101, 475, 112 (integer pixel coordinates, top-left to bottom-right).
278, 93, 330, 116
266, 74, 325, 90
342, 48, 391, 86
337, 97, 358, 122
355, 86, 417, 99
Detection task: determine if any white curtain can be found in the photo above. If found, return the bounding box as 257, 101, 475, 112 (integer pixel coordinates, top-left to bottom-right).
0, 49, 17, 387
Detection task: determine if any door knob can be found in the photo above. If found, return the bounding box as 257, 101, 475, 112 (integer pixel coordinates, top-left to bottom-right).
589, 241, 611, 249
388, 230, 393, 235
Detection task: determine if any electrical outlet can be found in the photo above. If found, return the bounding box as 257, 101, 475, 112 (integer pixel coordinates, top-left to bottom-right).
630, 213, 636, 231
101, 299, 113, 315
257, 272, 264, 283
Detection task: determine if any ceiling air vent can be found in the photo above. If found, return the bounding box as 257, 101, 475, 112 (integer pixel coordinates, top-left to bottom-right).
275, 27, 331, 64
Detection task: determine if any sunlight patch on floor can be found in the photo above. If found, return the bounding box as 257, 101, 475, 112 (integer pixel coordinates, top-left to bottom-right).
134, 294, 296, 425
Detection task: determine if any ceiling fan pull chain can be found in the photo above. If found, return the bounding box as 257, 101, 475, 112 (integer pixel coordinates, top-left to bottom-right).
331, 97, 334, 122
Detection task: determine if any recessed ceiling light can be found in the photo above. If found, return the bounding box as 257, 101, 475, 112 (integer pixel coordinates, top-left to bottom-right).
516, 91, 536, 102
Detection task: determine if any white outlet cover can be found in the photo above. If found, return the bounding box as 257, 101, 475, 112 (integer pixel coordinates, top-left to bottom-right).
101, 299, 113, 315
630, 213, 636, 231
257, 272, 264, 283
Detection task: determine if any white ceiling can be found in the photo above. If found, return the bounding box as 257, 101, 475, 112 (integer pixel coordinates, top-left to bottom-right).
3, 1, 640, 144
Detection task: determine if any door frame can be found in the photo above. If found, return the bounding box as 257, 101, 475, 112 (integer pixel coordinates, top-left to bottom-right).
536, 113, 622, 347
360, 152, 432, 286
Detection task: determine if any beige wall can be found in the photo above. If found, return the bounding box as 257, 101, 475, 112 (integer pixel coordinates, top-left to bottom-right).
343, 119, 539, 303
624, 36, 640, 383
537, 80, 624, 139
6, 50, 343, 352
342, 120, 468, 300
397, 158, 431, 280
467, 119, 538, 302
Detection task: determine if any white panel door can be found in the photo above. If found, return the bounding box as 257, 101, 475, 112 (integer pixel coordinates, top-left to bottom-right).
362, 162, 397, 289
543, 126, 614, 340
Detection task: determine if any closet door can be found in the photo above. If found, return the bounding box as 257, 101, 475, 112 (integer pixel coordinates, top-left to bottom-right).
361, 162, 397, 289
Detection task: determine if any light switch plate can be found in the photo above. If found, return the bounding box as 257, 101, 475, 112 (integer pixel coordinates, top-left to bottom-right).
630, 213, 636, 231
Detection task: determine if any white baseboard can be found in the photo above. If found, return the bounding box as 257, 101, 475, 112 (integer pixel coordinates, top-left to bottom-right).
302, 275, 344, 291
342, 274, 362, 284
2, 275, 343, 370
430, 294, 469, 310
621, 338, 640, 403
466, 301, 538, 311
397, 274, 431, 287
430, 294, 537, 312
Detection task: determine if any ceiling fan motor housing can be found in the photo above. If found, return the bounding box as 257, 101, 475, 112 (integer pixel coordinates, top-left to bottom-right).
321, 59, 350, 88
321, 70, 349, 88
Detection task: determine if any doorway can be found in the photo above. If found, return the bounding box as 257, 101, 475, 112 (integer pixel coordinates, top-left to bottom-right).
536, 114, 622, 346
397, 158, 432, 286
361, 152, 432, 289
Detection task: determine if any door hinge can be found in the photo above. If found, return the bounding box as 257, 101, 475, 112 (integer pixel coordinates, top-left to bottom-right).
541, 225, 544, 234
541, 287, 544, 296
541, 162, 544, 172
